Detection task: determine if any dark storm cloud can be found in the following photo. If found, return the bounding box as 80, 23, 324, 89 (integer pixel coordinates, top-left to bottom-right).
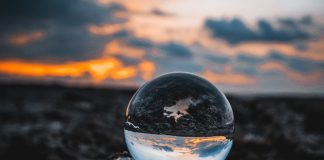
159, 42, 193, 57
0, 0, 127, 61
204, 17, 313, 44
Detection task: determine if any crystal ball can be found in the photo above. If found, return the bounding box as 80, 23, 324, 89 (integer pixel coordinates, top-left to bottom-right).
124, 72, 234, 160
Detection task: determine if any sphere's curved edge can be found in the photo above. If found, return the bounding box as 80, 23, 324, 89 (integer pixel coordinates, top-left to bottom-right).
124, 72, 234, 137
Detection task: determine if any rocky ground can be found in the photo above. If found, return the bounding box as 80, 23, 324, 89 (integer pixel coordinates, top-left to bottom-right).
0, 83, 324, 160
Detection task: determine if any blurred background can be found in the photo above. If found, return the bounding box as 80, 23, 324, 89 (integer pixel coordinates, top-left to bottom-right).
0, 0, 324, 159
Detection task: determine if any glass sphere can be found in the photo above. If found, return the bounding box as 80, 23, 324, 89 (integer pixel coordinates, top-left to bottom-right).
124, 72, 234, 160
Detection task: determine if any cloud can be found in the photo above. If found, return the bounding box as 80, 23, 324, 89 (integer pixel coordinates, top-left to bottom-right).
0, 0, 127, 61
150, 8, 173, 17
0, 0, 322, 92
196, 144, 223, 157
278, 16, 313, 28
236, 54, 264, 64
147, 54, 203, 73
203, 53, 262, 76
0, 27, 124, 61
204, 54, 230, 64
232, 51, 323, 75
159, 42, 193, 58
259, 61, 324, 85
267, 51, 286, 61
152, 145, 173, 152
102, 35, 152, 59
233, 64, 258, 75
125, 37, 154, 49
202, 50, 324, 77
201, 69, 256, 85
141, 42, 202, 73
113, 54, 140, 65
160, 60, 203, 73
7, 31, 45, 46
267, 51, 324, 73
0, 0, 126, 34
204, 16, 313, 44
88, 23, 126, 36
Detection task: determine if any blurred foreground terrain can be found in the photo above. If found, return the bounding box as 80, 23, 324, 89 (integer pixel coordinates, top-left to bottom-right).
0, 83, 324, 160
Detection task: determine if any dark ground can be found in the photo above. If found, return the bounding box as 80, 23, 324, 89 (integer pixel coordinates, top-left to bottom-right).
0, 83, 324, 160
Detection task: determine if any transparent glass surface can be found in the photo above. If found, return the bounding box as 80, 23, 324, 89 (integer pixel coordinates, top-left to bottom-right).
125, 130, 232, 160
124, 72, 234, 160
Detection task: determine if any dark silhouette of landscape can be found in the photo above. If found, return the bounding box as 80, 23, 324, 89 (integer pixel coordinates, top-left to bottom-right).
0, 83, 324, 160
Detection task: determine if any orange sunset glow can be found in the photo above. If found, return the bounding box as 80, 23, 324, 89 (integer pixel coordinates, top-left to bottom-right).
0, 58, 155, 82
1, 1, 324, 160
0, 0, 323, 93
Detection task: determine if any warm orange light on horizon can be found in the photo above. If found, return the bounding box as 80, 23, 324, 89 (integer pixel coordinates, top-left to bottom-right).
139, 61, 156, 80
0, 58, 154, 82
87, 58, 123, 81
111, 66, 137, 80
0, 60, 84, 77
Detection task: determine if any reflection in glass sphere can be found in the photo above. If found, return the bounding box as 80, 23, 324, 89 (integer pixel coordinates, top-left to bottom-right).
124, 72, 234, 160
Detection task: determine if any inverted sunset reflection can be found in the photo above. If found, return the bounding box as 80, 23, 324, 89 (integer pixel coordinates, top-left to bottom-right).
125, 130, 232, 160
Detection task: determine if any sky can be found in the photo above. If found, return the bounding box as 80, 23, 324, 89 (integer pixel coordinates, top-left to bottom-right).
0, 0, 323, 94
